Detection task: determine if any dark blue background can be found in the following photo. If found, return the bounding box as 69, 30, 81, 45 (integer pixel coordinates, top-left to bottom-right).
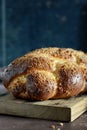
0, 0, 2, 66
1, 0, 87, 66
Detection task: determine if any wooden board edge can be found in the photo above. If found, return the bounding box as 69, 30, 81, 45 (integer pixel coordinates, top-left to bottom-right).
70, 99, 87, 121
0, 99, 71, 122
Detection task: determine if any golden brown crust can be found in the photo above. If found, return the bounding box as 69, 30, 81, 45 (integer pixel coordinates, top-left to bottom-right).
26, 70, 57, 100
53, 62, 85, 99
2, 47, 87, 100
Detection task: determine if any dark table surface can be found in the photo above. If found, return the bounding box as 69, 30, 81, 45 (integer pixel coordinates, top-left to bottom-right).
0, 112, 87, 130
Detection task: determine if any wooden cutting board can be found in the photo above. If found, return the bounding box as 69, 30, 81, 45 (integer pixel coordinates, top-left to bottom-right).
0, 94, 87, 122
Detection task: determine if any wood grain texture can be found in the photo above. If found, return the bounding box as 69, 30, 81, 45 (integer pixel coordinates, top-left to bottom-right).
0, 94, 87, 122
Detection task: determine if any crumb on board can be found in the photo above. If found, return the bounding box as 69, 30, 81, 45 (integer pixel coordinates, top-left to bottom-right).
57, 122, 64, 126
50, 122, 64, 130
57, 128, 61, 130
50, 124, 56, 129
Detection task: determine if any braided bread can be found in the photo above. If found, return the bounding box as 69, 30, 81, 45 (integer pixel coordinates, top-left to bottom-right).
2, 47, 87, 100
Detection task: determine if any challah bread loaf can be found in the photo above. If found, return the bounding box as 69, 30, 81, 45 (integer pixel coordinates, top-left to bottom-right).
1, 47, 87, 100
